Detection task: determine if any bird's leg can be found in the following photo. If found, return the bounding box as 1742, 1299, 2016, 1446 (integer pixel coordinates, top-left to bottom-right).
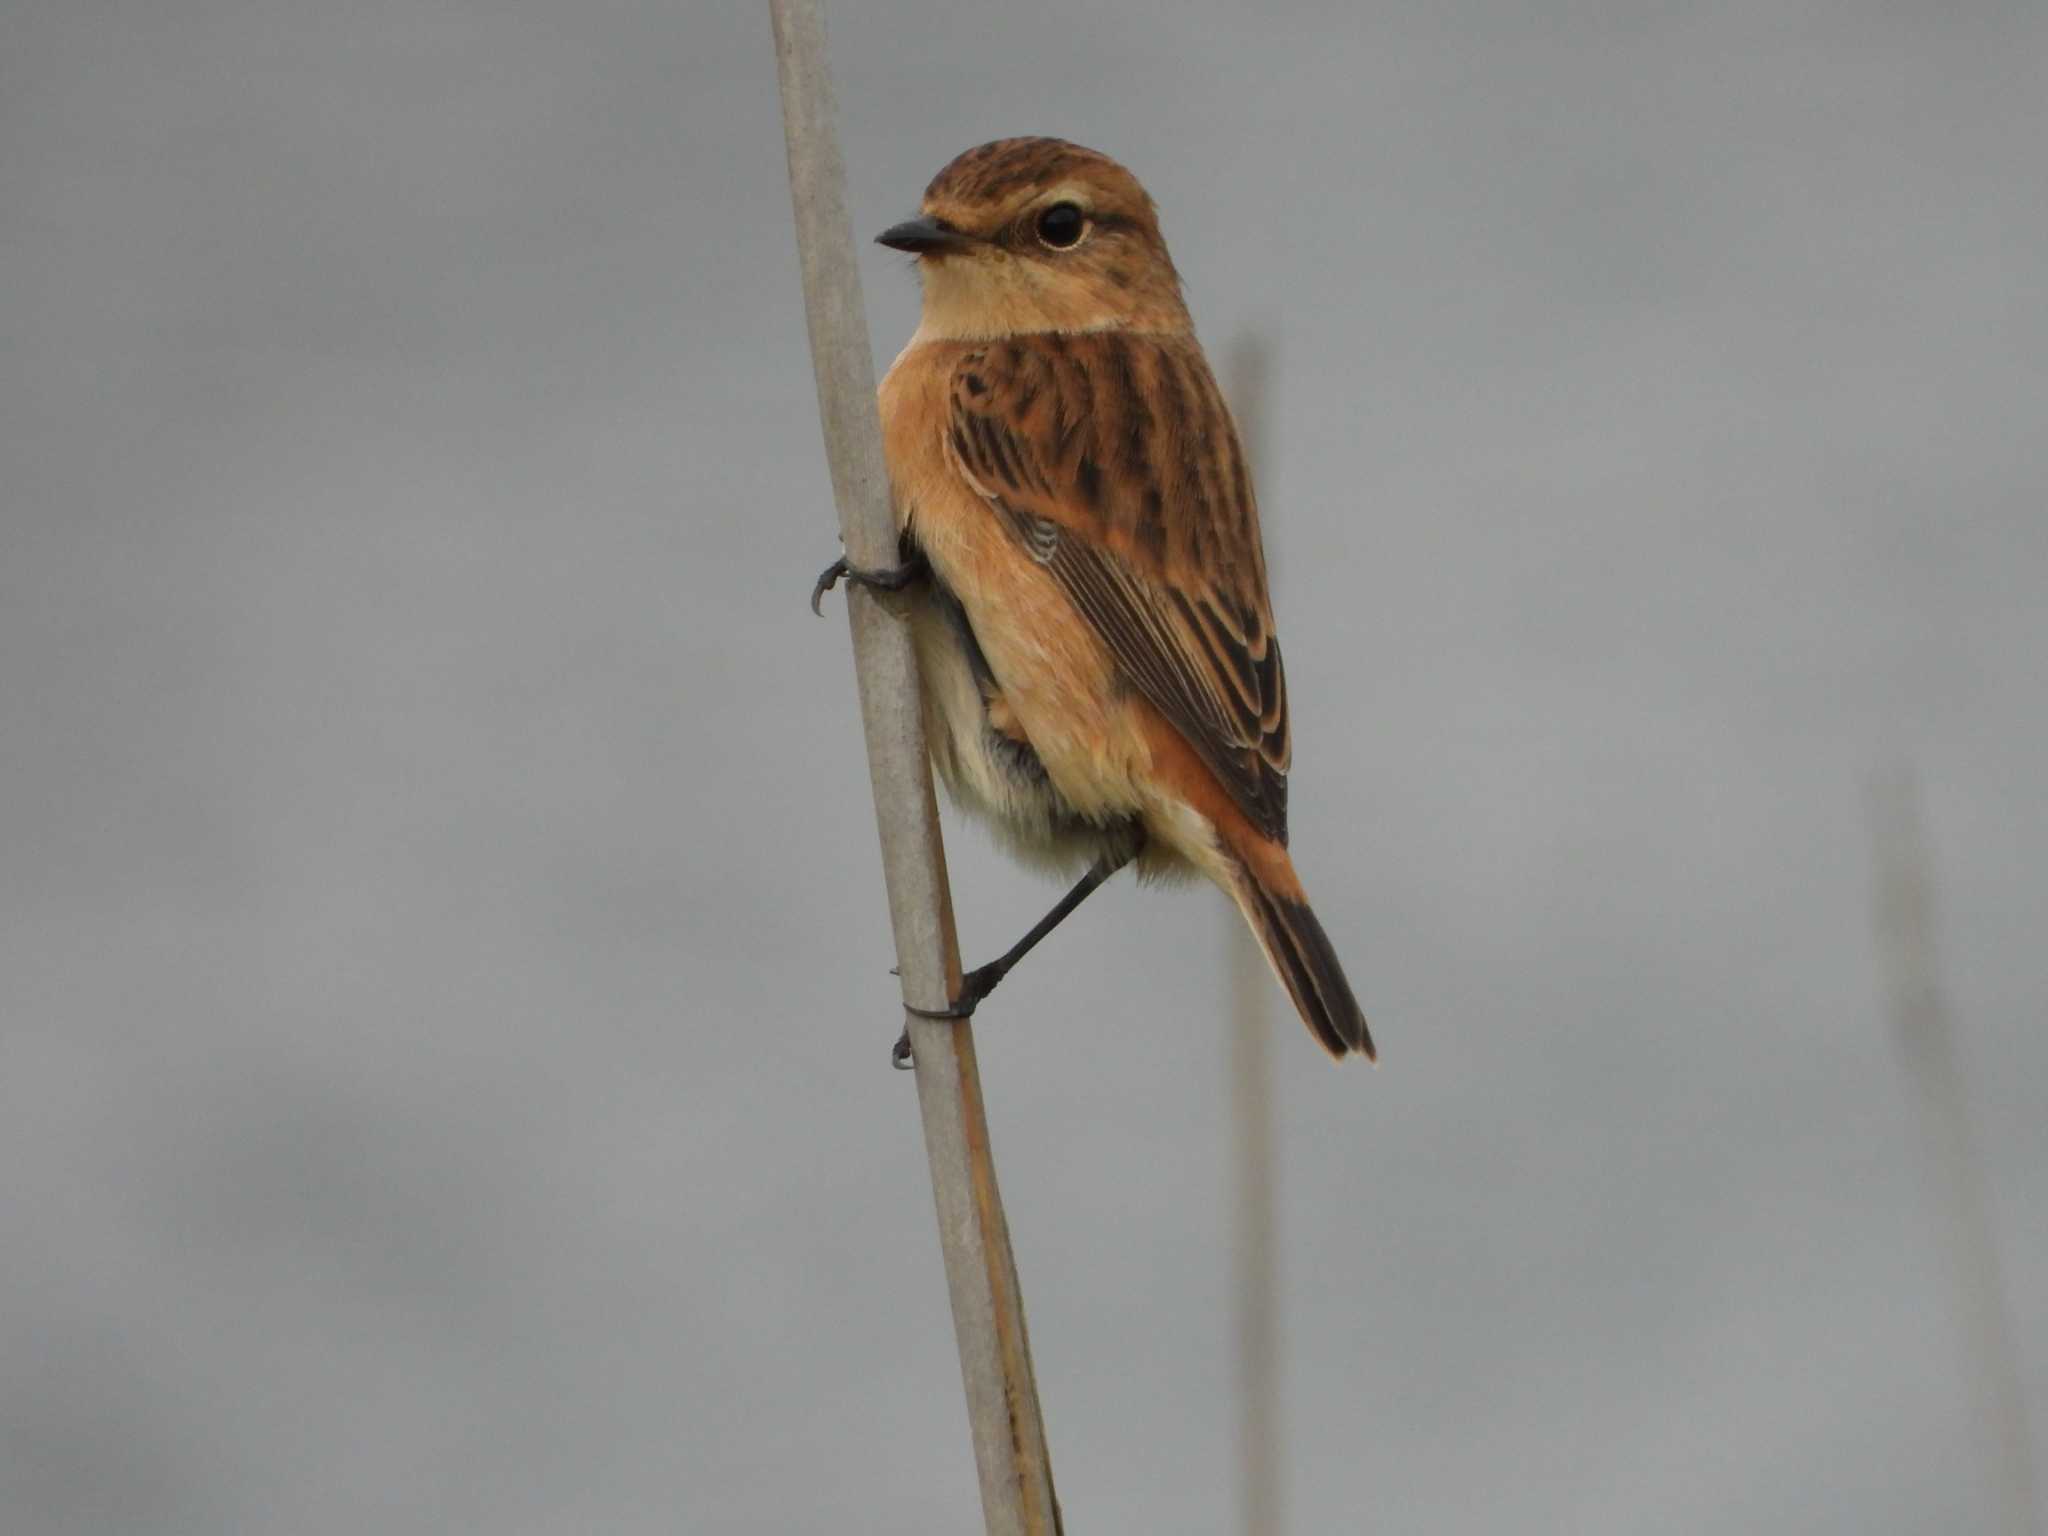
909, 852, 1130, 1021
892, 831, 1143, 1066
811, 547, 929, 616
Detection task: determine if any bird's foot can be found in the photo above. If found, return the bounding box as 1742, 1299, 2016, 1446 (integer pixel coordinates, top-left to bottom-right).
890, 960, 1010, 1068
810, 552, 928, 616
904, 960, 1009, 1022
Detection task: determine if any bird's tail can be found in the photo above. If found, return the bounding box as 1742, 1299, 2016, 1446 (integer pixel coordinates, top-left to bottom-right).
1227, 851, 1374, 1062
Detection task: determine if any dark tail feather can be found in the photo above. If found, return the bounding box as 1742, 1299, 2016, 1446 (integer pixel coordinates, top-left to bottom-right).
1234, 868, 1375, 1062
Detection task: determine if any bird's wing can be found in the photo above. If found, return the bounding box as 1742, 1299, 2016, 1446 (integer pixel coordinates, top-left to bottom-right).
944, 333, 1290, 843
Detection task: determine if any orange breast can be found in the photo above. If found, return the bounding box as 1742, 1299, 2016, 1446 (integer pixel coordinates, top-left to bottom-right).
881, 345, 1137, 823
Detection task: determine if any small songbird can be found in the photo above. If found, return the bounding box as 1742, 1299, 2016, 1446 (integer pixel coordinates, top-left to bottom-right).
818, 136, 1372, 1062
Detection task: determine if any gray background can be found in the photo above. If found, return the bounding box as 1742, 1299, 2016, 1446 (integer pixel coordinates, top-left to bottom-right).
3, 2, 2043, 1531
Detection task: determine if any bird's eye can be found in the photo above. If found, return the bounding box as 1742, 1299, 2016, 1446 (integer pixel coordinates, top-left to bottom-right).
1034, 202, 1086, 250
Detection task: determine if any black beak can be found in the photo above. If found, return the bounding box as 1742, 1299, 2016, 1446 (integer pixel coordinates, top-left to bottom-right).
875, 215, 970, 255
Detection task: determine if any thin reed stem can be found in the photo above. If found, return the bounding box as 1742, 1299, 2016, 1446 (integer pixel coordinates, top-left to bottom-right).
767, 5, 1062, 1532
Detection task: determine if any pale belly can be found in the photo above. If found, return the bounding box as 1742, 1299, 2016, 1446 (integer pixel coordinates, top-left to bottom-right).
907, 568, 1143, 876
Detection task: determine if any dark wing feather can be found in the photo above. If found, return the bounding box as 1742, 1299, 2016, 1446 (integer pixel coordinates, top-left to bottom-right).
947, 334, 1291, 843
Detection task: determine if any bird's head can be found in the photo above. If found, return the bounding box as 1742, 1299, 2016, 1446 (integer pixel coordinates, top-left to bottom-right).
879, 137, 1191, 341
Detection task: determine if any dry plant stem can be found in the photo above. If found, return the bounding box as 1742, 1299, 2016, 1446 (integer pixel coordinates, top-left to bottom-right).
1224, 335, 1285, 1536
767, 3, 1061, 1533
1870, 767, 2042, 1536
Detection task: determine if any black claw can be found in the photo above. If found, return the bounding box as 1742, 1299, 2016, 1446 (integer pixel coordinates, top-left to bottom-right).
810, 557, 848, 616
904, 999, 975, 1021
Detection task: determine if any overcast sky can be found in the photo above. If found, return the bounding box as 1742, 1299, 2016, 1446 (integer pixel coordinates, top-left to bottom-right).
3, 3, 2043, 1532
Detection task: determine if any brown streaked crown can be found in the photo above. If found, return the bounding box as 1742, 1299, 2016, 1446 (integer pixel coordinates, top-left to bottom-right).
924, 137, 1125, 207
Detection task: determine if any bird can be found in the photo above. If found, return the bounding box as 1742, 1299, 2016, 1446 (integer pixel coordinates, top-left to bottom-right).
816, 136, 1373, 1064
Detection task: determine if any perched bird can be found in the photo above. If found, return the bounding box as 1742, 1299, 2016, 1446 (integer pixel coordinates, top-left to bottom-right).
817, 136, 1372, 1062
